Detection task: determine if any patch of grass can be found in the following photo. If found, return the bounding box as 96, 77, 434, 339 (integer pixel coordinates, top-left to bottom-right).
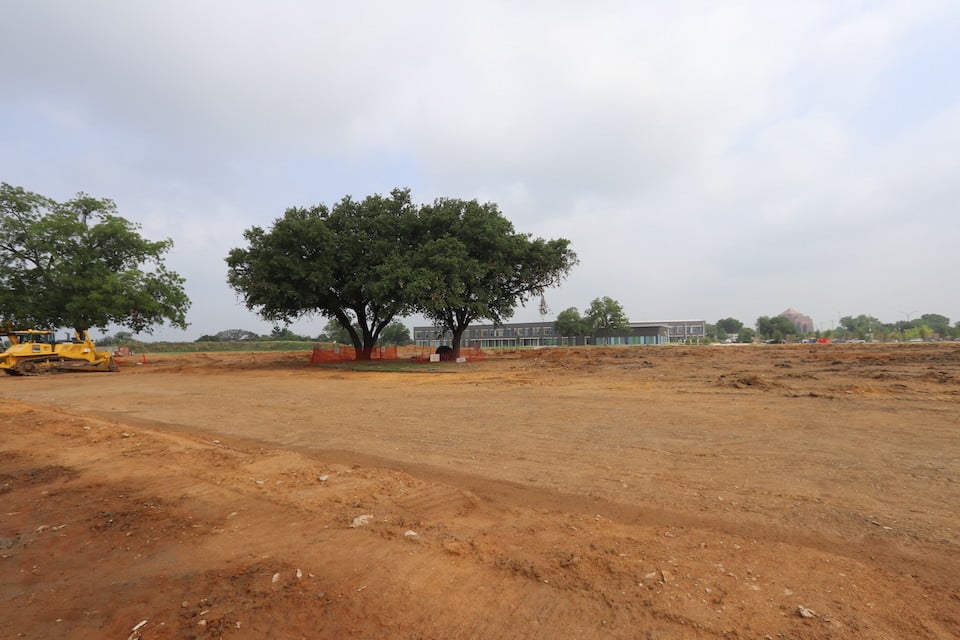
321, 360, 466, 373
128, 341, 318, 353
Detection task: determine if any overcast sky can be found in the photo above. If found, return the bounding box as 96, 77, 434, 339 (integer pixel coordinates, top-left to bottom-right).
2, 1, 958, 339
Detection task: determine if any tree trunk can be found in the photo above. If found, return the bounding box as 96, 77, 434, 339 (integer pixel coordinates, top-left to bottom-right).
450, 325, 466, 360
352, 345, 369, 360
343, 327, 368, 360
357, 336, 379, 361
336, 311, 374, 361
353, 333, 377, 361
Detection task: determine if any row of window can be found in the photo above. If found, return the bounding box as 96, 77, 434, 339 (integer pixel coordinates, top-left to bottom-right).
415, 322, 706, 341
667, 324, 705, 335
474, 327, 554, 338
414, 326, 556, 340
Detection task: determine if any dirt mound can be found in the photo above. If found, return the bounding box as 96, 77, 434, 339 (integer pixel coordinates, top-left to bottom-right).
718, 372, 785, 390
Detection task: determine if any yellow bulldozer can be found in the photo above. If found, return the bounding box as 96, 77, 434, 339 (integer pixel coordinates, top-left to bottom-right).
0, 329, 118, 376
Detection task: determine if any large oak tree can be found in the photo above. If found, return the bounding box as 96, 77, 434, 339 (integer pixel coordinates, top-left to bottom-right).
408, 198, 577, 356
226, 188, 417, 359
0, 182, 189, 336
228, 190, 576, 360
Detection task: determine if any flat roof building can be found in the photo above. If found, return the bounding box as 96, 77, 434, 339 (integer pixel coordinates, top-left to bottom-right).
413, 319, 705, 349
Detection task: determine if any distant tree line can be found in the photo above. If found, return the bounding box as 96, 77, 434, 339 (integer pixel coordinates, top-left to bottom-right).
185, 321, 414, 346
558, 303, 956, 346
705, 312, 957, 343
101, 309, 954, 349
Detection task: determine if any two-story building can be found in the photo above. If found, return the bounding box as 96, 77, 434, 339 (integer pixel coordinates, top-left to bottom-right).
413, 319, 705, 348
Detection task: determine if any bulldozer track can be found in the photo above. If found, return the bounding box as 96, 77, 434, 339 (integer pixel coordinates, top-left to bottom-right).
4, 356, 117, 376
12, 358, 57, 376
2, 329, 116, 376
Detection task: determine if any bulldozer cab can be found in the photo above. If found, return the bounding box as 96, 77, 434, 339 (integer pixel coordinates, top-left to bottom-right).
2, 330, 57, 347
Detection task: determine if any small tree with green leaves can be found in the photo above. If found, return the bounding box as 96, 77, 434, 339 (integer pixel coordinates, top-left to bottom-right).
227, 189, 417, 359
555, 307, 588, 339
716, 317, 744, 335
317, 320, 356, 345
585, 296, 630, 345
756, 315, 796, 341
919, 314, 950, 337
379, 321, 412, 346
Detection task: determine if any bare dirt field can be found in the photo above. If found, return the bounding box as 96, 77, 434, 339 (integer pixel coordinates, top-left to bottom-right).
1, 343, 959, 639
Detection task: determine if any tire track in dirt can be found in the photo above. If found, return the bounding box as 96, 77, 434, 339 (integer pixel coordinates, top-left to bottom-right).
63, 405, 959, 637
64, 405, 960, 590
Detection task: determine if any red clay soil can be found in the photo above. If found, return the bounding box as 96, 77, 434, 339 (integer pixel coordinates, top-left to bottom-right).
1, 343, 958, 639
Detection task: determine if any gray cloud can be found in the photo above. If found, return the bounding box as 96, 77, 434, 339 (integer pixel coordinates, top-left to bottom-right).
2, 1, 958, 338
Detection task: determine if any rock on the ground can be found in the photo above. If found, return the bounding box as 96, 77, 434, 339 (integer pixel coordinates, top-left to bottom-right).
351, 514, 374, 528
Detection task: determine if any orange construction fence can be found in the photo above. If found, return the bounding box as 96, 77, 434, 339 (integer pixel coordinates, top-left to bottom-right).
310, 344, 486, 364
310, 345, 398, 363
